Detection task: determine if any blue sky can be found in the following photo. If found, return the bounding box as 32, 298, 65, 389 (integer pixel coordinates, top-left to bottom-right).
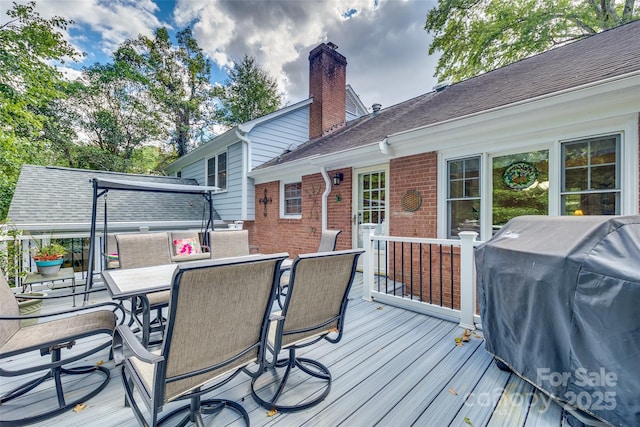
8, 0, 441, 109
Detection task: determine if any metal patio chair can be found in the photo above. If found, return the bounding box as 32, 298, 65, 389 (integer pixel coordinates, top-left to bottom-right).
278, 229, 343, 307
0, 274, 123, 426
251, 249, 363, 412
208, 230, 250, 258
113, 253, 288, 426
115, 232, 173, 346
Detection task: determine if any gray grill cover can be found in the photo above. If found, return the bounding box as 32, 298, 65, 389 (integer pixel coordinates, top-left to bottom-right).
476, 215, 640, 427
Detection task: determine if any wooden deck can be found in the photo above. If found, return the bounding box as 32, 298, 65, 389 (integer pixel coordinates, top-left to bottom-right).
1, 274, 569, 427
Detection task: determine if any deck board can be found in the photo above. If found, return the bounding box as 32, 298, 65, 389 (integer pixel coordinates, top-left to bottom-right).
0, 274, 567, 427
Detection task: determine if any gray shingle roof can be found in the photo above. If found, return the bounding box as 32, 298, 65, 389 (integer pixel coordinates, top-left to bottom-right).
8, 165, 220, 230
259, 19, 640, 168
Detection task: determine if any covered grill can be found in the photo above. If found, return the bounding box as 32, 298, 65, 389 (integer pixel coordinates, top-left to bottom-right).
476, 215, 640, 427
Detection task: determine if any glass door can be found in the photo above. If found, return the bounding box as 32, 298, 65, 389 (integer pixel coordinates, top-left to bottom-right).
353, 165, 388, 272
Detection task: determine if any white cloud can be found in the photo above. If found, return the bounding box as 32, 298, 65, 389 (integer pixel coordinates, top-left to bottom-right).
29, 0, 166, 60
15, 0, 440, 110
174, 0, 439, 109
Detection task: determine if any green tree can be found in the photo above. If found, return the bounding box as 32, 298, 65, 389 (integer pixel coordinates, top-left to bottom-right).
425, 0, 639, 82
0, 1, 81, 219
63, 60, 168, 172
117, 27, 216, 157
215, 55, 282, 126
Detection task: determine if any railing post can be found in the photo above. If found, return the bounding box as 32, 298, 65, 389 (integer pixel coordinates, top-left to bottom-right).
361, 223, 377, 302
458, 231, 478, 329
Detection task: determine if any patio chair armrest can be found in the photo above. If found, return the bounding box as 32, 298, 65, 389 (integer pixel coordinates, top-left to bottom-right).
0, 301, 125, 324
113, 324, 164, 365
15, 286, 108, 300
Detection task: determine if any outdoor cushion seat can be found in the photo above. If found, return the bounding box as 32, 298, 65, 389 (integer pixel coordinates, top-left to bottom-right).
0, 274, 123, 425
113, 253, 288, 426
251, 249, 363, 412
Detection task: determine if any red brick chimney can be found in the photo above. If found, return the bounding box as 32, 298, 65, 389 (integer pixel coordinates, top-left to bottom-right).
308, 43, 347, 139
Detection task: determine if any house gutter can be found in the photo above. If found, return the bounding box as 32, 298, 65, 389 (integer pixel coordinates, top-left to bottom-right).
379, 137, 393, 156
320, 167, 331, 231
235, 127, 252, 220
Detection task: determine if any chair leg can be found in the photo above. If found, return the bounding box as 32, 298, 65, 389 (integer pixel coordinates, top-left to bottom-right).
1, 348, 110, 426
157, 396, 250, 427
250, 348, 332, 412
121, 365, 149, 425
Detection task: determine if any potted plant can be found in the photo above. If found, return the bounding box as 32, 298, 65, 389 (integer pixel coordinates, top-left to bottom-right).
31, 240, 67, 276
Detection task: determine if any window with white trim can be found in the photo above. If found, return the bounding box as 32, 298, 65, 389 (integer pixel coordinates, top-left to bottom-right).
447, 156, 480, 238
561, 134, 620, 215
282, 182, 302, 217
207, 151, 227, 190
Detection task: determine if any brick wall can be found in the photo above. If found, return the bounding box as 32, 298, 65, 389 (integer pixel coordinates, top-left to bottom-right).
252, 168, 352, 258
389, 152, 438, 238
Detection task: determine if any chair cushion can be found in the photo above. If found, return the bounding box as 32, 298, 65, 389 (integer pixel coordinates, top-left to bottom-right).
172, 238, 201, 256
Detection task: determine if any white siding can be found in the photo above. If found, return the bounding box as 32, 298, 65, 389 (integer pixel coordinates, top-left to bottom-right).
249, 107, 309, 169
211, 141, 244, 220
180, 159, 205, 185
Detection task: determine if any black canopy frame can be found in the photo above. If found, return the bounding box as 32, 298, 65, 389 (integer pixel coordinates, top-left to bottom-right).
84, 178, 220, 302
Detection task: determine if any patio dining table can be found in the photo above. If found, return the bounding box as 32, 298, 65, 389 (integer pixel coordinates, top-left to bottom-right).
102, 263, 177, 346
102, 263, 177, 301
101, 259, 287, 345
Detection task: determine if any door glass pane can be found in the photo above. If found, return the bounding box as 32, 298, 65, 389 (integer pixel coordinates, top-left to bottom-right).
492, 150, 549, 231
357, 170, 386, 247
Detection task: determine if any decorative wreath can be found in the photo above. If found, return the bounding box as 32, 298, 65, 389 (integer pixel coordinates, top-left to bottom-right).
502, 162, 538, 190
401, 190, 422, 212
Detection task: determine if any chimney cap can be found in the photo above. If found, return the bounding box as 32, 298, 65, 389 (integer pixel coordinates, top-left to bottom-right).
327, 42, 338, 50
372, 103, 382, 115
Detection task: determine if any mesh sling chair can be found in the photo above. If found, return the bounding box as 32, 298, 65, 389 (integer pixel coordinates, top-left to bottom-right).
0, 274, 123, 426
208, 230, 250, 259
115, 232, 173, 347
251, 249, 363, 412
278, 229, 343, 308
280, 229, 342, 271
113, 252, 288, 426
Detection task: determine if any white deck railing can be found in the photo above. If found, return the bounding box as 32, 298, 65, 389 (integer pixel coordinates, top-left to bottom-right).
361, 224, 483, 329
